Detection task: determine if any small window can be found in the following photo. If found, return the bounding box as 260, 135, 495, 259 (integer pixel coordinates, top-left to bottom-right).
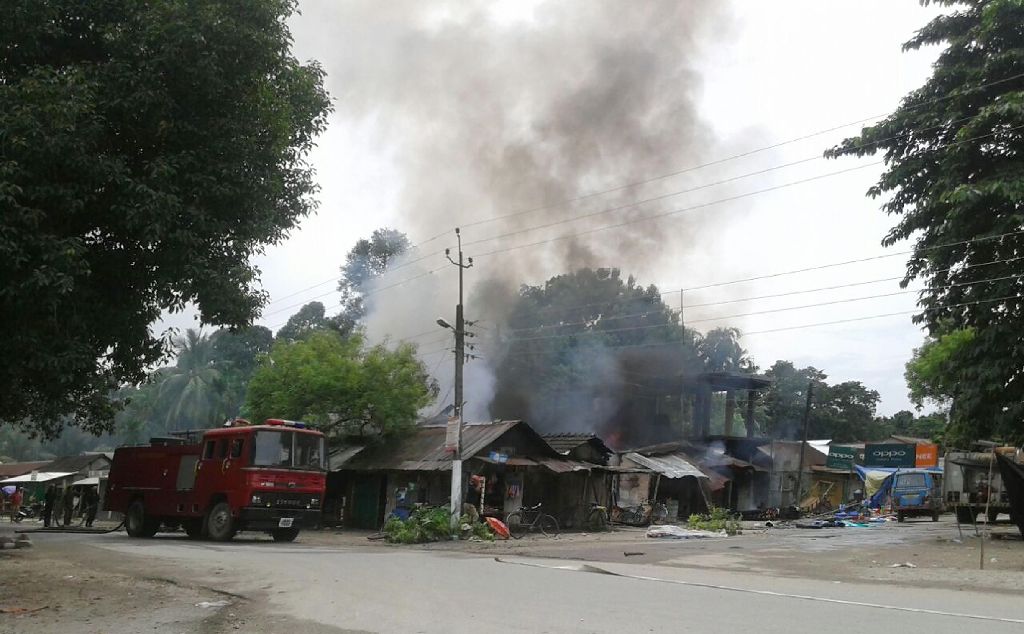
203, 440, 217, 459
218, 439, 229, 459
230, 438, 244, 459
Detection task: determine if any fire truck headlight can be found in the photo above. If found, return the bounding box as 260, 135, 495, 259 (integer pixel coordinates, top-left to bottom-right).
251, 494, 262, 505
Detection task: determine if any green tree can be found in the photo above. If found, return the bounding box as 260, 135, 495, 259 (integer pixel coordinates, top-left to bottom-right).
276, 301, 331, 342
0, 0, 330, 439
761, 361, 827, 439
697, 327, 756, 373
335, 228, 411, 331
826, 0, 1024, 442
491, 268, 701, 435
905, 328, 976, 409
246, 330, 437, 442
813, 381, 883, 442
153, 330, 232, 431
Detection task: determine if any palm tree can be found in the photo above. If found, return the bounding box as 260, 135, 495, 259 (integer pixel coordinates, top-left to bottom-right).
155, 329, 230, 431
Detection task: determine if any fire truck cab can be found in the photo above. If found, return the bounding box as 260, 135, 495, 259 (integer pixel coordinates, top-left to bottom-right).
105, 419, 326, 542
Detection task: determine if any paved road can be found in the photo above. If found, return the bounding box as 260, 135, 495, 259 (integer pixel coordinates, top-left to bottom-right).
40, 532, 1022, 634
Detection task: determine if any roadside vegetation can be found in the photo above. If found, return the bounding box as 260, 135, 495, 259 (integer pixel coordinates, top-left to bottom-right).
382, 507, 494, 544
687, 507, 743, 536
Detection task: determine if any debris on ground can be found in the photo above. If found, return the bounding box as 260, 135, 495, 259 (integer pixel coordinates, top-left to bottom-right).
623, 551, 645, 557
889, 562, 917, 568
195, 600, 231, 609
0, 606, 48, 615
646, 525, 725, 539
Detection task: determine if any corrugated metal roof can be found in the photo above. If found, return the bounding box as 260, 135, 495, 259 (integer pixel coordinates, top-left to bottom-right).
329, 446, 367, 470
541, 433, 611, 455
624, 452, 707, 480
0, 461, 50, 478
343, 420, 555, 471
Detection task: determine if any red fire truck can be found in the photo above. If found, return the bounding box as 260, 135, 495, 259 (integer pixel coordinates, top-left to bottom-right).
105, 419, 326, 542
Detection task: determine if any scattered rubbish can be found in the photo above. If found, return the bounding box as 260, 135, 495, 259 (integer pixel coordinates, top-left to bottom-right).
0, 606, 48, 615
63, 575, 74, 580
366, 532, 387, 541
764, 521, 773, 528
990, 558, 998, 563
195, 600, 231, 609
623, 551, 645, 557
646, 525, 725, 539
889, 562, 917, 568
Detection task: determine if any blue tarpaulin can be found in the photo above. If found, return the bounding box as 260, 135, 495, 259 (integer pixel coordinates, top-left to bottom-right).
852, 465, 942, 508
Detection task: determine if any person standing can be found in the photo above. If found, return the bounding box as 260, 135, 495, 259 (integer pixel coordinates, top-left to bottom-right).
83, 486, 99, 528
8, 487, 23, 522
42, 485, 56, 527
62, 487, 74, 527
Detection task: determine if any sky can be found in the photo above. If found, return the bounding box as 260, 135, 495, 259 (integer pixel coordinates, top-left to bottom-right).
161, 1, 947, 416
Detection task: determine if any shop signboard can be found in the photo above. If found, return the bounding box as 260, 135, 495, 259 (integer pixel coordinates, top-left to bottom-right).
864, 443, 916, 468
826, 445, 858, 469
915, 443, 939, 468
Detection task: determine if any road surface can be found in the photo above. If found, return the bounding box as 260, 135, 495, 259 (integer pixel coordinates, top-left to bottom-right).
11, 530, 1021, 633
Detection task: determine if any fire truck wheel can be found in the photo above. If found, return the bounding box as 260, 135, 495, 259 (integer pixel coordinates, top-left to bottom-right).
988, 508, 1000, 523
271, 527, 300, 542
206, 502, 236, 541
126, 500, 159, 538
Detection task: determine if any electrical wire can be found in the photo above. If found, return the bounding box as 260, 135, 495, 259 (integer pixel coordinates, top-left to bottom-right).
492, 293, 1024, 357
262, 72, 1024, 307
500, 272, 1022, 342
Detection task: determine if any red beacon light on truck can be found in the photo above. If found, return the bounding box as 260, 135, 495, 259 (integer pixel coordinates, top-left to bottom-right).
263, 418, 308, 429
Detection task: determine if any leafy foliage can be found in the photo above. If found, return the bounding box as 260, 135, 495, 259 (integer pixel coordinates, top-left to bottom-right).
826, 0, 1024, 442
246, 330, 437, 441
687, 506, 742, 535
761, 361, 886, 442
276, 301, 333, 343
381, 507, 493, 544
335, 228, 411, 331
0, 0, 330, 438
905, 328, 976, 409
491, 268, 701, 427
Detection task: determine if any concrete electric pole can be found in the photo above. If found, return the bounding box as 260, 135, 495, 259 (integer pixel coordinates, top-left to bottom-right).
443, 228, 473, 530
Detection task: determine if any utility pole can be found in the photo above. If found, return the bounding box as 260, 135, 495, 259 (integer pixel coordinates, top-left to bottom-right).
444, 227, 472, 530
795, 381, 814, 507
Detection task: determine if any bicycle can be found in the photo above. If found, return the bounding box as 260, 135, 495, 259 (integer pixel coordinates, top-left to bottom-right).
505, 503, 559, 538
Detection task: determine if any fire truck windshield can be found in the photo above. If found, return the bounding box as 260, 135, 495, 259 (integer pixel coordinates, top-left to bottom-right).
252, 430, 326, 471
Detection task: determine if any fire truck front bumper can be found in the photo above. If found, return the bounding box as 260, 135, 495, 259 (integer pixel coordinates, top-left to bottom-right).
239, 507, 322, 531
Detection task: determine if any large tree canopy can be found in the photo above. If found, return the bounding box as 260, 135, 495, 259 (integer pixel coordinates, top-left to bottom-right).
827, 0, 1024, 442
490, 268, 702, 438
246, 330, 437, 442
0, 0, 330, 438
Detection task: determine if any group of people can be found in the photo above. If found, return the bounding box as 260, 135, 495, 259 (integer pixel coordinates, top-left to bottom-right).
3, 484, 99, 527
43, 484, 100, 527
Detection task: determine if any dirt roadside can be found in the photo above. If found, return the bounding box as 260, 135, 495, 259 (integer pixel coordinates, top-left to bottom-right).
2, 515, 1022, 632
0, 527, 359, 634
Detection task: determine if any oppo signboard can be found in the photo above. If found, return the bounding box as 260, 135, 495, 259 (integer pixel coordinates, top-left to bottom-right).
864, 443, 916, 468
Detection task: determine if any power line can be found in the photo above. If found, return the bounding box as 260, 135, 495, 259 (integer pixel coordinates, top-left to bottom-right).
493, 293, 1024, 356
501, 272, 1023, 342
492, 235, 1024, 328
467, 124, 1024, 259
263, 72, 1024, 308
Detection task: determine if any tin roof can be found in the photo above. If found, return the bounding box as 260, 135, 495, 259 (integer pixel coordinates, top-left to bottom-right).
541, 433, 613, 456
342, 420, 561, 471
623, 452, 707, 480
0, 461, 50, 478
43, 454, 110, 474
